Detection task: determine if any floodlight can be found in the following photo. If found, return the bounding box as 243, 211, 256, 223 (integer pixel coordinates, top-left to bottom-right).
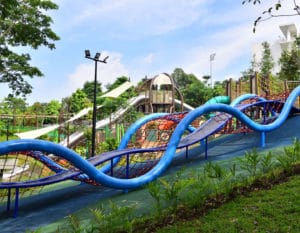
85, 50, 91, 58
94, 52, 101, 60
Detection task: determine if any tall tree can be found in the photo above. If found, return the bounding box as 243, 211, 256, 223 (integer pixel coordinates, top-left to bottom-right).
45, 100, 61, 115
0, 97, 27, 115
68, 89, 91, 113
171, 68, 196, 90
259, 41, 274, 76
241, 54, 259, 81
183, 81, 213, 107
278, 41, 300, 81
171, 68, 219, 107
0, 0, 59, 97
81, 81, 102, 103
1, 96, 27, 126
28, 102, 46, 115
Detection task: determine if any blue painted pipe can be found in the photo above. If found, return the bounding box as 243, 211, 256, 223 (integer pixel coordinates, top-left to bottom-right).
0, 86, 299, 189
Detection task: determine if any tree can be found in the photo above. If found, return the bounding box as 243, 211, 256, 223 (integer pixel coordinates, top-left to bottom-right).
68, 89, 91, 113
26, 101, 47, 126
170, 68, 223, 107
259, 41, 274, 76
212, 81, 226, 96
241, 55, 259, 81
242, 0, 300, 32
45, 100, 61, 115
97, 77, 132, 119
28, 102, 46, 115
278, 42, 300, 81
183, 81, 213, 107
0, 97, 26, 124
171, 68, 197, 90
81, 81, 102, 103
0, 0, 60, 97
0, 96, 27, 127
105, 76, 129, 91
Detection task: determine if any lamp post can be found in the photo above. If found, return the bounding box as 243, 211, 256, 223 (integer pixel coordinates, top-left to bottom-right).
84, 50, 109, 157
209, 53, 216, 88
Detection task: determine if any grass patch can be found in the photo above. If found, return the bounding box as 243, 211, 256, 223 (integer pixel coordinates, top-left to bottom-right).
157, 174, 300, 233
29, 139, 300, 232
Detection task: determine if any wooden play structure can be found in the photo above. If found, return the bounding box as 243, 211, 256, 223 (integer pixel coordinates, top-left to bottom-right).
138, 73, 184, 113
225, 73, 300, 107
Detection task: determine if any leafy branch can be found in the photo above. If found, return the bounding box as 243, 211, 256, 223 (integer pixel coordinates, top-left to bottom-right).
242, 0, 300, 32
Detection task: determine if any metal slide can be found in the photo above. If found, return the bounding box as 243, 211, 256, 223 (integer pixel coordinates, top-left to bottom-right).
15, 81, 134, 140
59, 94, 146, 147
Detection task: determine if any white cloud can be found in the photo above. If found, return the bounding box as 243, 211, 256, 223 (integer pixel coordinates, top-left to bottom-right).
68, 0, 208, 36
67, 51, 129, 92
180, 11, 300, 82
15, 1, 300, 105
140, 53, 155, 65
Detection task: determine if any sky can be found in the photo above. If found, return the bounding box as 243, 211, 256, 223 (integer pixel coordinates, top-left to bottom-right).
2, 0, 300, 104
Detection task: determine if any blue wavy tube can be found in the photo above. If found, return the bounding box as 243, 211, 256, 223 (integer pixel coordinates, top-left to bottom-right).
0, 86, 299, 189
99, 113, 168, 173
118, 113, 168, 150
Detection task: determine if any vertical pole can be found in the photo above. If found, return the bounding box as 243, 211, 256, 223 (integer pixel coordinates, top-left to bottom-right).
85, 50, 108, 156
110, 159, 114, 177
210, 59, 212, 87
13, 188, 19, 218
6, 120, 9, 141
6, 188, 11, 212
260, 131, 266, 147
263, 102, 266, 124
205, 137, 208, 159
255, 72, 258, 95
284, 80, 288, 101
185, 146, 188, 159
91, 61, 98, 158
126, 154, 130, 179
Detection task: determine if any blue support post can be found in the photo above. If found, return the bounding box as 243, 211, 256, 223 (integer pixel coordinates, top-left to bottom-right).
110, 159, 114, 177
205, 137, 208, 159
263, 102, 266, 124
200, 139, 205, 149
13, 188, 19, 218
126, 154, 129, 179
123, 154, 130, 194
260, 131, 266, 147
6, 188, 11, 212
185, 146, 188, 159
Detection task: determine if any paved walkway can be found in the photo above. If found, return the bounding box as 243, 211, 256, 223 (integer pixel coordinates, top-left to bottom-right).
1, 116, 300, 232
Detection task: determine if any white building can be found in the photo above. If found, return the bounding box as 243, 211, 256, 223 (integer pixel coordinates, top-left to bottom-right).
252, 23, 298, 73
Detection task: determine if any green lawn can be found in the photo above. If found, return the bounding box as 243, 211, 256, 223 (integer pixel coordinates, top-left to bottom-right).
157, 174, 300, 233
36, 146, 300, 232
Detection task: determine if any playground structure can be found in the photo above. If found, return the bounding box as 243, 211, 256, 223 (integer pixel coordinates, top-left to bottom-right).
225, 73, 300, 107
12, 73, 229, 149
138, 73, 184, 113
11, 74, 192, 150
0, 84, 300, 217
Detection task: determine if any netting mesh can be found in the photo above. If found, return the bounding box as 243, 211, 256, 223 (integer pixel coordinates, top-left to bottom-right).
0, 152, 57, 202
0, 98, 293, 204
104, 112, 189, 180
